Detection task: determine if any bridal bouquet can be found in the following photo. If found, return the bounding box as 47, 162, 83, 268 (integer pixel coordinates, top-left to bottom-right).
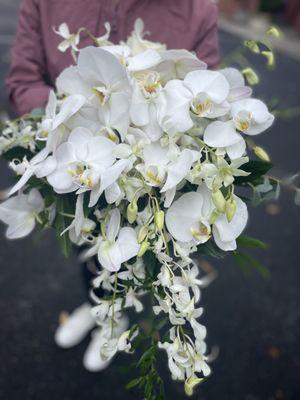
0, 19, 277, 399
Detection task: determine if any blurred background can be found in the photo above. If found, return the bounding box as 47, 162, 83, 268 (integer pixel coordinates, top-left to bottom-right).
0, 1, 299, 399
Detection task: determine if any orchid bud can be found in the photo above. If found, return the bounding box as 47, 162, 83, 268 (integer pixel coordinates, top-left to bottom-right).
127, 200, 138, 224
211, 190, 226, 213
137, 240, 150, 257
253, 146, 271, 162
209, 209, 220, 225
225, 197, 237, 222
267, 26, 281, 38
154, 210, 165, 231
261, 50, 275, 68
138, 225, 148, 243
242, 68, 260, 86
244, 40, 260, 54
184, 375, 204, 397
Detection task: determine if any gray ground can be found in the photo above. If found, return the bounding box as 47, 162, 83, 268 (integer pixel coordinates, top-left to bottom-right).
0, 2, 299, 400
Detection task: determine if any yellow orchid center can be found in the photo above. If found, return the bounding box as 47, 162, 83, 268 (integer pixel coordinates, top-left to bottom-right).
190, 222, 211, 241
68, 162, 94, 189
146, 169, 162, 185
191, 94, 212, 117
235, 111, 252, 132
92, 86, 110, 105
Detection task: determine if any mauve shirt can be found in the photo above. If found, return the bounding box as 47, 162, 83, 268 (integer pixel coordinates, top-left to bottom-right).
6, 0, 220, 116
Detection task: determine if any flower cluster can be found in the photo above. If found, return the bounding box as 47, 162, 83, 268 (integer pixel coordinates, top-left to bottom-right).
0, 19, 275, 398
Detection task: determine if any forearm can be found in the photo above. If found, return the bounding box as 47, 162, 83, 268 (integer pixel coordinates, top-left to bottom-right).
6, 0, 51, 116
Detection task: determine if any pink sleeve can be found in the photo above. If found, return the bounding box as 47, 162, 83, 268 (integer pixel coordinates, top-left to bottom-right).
194, 1, 220, 69
5, 0, 51, 116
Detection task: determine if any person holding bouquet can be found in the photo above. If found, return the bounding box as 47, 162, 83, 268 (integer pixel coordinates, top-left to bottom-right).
6, 0, 220, 372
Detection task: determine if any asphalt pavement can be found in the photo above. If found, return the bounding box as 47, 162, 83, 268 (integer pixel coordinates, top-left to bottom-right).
0, 2, 299, 400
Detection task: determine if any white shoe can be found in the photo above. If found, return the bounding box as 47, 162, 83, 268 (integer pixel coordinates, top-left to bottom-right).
83, 316, 129, 372
54, 303, 96, 349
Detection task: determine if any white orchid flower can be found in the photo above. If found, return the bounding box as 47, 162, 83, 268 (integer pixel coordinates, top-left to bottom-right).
89, 209, 139, 272
156, 49, 207, 83
126, 18, 166, 56
0, 189, 44, 239
8, 148, 57, 196
166, 185, 248, 251
160, 70, 230, 135
204, 120, 247, 160
46, 127, 128, 207
130, 71, 165, 141
159, 327, 210, 381
36, 90, 57, 141
213, 156, 250, 188
35, 90, 86, 154
54, 23, 80, 53
204, 98, 274, 159
56, 47, 131, 108
231, 98, 275, 135
136, 141, 199, 193
113, 127, 151, 165
95, 22, 112, 47
62, 194, 96, 244
102, 44, 162, 73
66, 92, 131, 142
124, 288, 144, 312
187, 160, 218, 190
117, 258, 146, 284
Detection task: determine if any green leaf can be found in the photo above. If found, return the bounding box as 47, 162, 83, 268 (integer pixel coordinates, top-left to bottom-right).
235, 160, 273, 186
155, 317, 169, 331
137, 346, 155, 368
233, 251, 271, 279
126, 377, 144, 390
1, 146, 32, 162
237, 235, 268, 249
54, 196, 73, 258
197, 240, 227, 259
143, 252, 161, 278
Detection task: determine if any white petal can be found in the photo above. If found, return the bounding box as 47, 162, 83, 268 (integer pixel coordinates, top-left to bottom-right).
127, 50, 161, 72
130, 83, 150, 126
74, 194, 85, 237
161, 149, 195, 192
107, 209, 121, 242
47, 168, 76, 192
142, 102, 163, 142
107, 92, 131, 140
105, 182, 122, 204
98, 241, 122, 272
45, 90, 57, 119
6, 215, 36, 239
116, 227, 139, 263
58, 40, 71, 53
100, 159, 128, 192
226, 139, 246, 160
56, 66, 91, 97
52, 95, 86, 130
8, 169, 34, 196
58, 23, 70, 39
166, 192, 204, 242
27, 188, 44, 212
212, 226, 237, 251
213, 196, 248, 243
247, 114, 275, 136
204, 121, 242, 148
185, 70, 229, 104
35, 156, 57, 178
77, 46, 129, 92
164, 187, 177, 208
